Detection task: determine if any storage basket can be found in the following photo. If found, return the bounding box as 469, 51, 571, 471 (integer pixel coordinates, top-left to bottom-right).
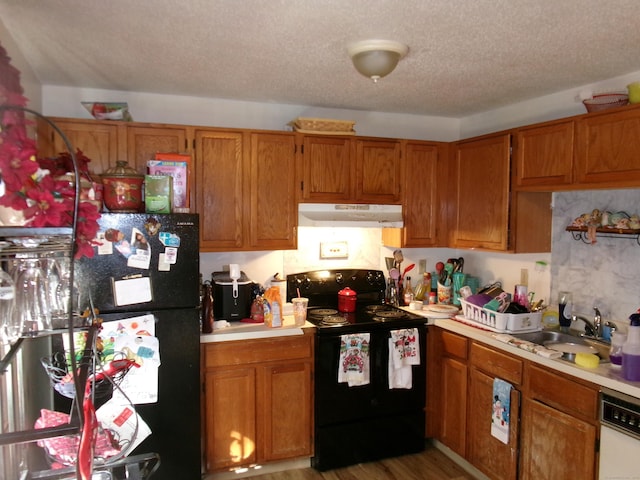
582, 93, 629, 113
291, 117, 356, 135
459, 298, 542, 333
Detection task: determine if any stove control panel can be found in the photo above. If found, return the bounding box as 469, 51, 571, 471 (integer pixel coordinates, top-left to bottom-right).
286, 269, 386, 301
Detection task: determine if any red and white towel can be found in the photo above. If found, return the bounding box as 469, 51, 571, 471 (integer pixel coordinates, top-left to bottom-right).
389, 328, 420, 389
338, 333, 370, 387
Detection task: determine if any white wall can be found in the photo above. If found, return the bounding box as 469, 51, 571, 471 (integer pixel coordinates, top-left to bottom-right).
461, 70, 640, 138
41, 85, 462, 142
0, 26, 41, 110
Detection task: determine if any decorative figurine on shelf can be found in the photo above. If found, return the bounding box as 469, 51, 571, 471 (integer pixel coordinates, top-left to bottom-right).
0, 42, 101, 258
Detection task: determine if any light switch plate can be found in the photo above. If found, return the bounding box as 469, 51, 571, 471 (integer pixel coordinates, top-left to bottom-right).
320, 241, 349, 259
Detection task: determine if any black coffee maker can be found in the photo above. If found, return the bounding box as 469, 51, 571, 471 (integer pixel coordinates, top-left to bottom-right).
211, 267, 253, 321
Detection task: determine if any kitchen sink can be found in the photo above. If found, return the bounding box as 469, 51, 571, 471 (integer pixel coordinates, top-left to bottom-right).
511, 330, 610, 364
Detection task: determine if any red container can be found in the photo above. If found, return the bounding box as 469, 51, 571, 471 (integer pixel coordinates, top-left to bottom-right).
338, 287, 357, 313
101, 161, 144, 212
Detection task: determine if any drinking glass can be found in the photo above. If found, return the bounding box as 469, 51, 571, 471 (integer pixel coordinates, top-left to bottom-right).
0, 269, 17, 343
292, 297, 309, 326
52, 257, 78, 328
15, 258, 52, 335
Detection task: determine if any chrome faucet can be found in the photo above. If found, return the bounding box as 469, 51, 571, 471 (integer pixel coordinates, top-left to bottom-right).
572, 307, 604, 339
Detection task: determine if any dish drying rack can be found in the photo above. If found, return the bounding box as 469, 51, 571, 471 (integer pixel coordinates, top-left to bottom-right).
459, 299, 543, 333
0, 107, 155, 480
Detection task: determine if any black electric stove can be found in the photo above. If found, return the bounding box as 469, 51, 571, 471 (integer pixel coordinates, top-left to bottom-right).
286, 268, 428, 471
286, 268, 426, 334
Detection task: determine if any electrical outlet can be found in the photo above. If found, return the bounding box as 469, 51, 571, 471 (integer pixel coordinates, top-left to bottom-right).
418, 259, 427, 274
320, 241, 348, 259
520, 268, 529, 286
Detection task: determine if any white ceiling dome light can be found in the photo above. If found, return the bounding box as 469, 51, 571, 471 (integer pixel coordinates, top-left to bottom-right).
347, 39, 409, 83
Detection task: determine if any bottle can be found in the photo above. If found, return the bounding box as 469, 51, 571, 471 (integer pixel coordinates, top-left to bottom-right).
622, 313, 640, 381
403, 276, 414, 305
558, 291, 572, 330
609, 331, 626, 370
397, 277, 404, 306
201, 281, 214, 334
414, 272, 431, 301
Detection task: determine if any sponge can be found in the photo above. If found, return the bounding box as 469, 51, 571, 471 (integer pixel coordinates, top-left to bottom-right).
575, 353, 600, 369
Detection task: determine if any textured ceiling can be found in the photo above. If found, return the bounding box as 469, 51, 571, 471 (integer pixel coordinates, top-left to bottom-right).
1, 0, 640, 117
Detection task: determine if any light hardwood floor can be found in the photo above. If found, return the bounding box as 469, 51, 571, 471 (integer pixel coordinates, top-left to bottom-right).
246, 444, 478, 480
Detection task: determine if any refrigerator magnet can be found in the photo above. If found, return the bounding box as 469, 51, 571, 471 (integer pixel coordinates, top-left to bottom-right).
112, 276, 153, 306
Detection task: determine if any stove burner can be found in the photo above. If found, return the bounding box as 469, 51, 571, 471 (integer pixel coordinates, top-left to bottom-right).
364, 304, 391, 313
320, 315, 350, 327
312, 308, 339, 317
373, 310, 407, 322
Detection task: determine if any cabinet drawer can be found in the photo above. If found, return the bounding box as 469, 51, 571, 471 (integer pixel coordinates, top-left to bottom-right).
525, 363, 598, 420
441, 330, 468, 360
470, 342, 523, 385
204, 332, 313, 368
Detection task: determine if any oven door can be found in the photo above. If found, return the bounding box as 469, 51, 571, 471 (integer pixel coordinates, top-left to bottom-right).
313, 324, 426, 470
315, 324, 426, 425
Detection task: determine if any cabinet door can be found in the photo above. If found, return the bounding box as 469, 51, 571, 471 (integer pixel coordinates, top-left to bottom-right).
204, 368, 257, 472
440, 356, 467, 457
126, 125, 190, 174
400, 141, 440, 247
354, 139, 402, 203
467, 367, 519, 480
514, 120, 575, 189
248, 132, 297, 250
257, 361, 312, 461
37, 118, 121, 175
195, 130, 246, 250
299, 135, 353, 202
575, 106, 640, 186
520, 397, 597, 480
453, 133, 511, 250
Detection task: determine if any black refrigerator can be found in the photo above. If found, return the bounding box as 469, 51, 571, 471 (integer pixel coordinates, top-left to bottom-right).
73, 213, 201, 480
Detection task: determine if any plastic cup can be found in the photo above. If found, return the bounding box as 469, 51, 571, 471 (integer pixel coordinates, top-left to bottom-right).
292, 297, 309, 326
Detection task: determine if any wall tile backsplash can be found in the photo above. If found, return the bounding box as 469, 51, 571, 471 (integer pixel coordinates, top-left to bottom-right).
552, 189, 640, 328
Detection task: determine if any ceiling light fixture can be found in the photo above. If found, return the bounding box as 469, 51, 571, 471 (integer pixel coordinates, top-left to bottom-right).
347, 39, 409, 83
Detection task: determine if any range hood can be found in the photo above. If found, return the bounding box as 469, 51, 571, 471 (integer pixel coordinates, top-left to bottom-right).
298, 203, 403, 228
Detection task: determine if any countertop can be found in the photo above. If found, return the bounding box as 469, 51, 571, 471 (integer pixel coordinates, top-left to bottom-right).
434, 318, 640, 399
200, 315, 315, 343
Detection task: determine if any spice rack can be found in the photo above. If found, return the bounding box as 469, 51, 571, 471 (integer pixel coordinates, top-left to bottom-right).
565, 226, 640, 246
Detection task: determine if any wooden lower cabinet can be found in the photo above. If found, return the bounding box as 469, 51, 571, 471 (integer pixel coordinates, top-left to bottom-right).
520, 364, 599, 480
202, 332, 314, 473
467, 342, 522, 480
432, 327, 600, 480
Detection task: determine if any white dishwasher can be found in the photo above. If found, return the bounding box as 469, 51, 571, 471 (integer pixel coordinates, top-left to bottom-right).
599, 388, 640, 479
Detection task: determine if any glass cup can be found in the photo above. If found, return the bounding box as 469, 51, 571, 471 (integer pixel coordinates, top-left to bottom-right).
15, 258, 52, 336
291, 297, 309, 326
0, 269, 17, 343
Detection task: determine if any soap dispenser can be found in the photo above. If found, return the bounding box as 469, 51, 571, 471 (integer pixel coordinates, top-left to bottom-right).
622, 313, 640, 381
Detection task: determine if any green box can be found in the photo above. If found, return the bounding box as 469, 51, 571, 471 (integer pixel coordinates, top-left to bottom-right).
145, 175, 172, 213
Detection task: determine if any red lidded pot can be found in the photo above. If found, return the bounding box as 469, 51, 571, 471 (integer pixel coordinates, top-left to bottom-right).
338, 287, 357, 313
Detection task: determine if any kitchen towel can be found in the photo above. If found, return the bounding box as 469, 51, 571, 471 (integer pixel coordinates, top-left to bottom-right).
491, 377, 512, 444
494, 333, 563, 359
338, 333, 370, 387
388, 328, 420, 389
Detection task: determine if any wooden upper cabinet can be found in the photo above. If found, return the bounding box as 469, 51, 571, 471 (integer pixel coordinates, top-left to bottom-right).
396, 141, 440, 247
575, 105, 640, 186
513, 120, 575, 189
299, 135, 353, 202
37, 118, 122, 175
248, 132, 297, 250
453, 133, 511, 251
354, 138, 402, 203
126, 125, 190, 175
195, 129, 246, 250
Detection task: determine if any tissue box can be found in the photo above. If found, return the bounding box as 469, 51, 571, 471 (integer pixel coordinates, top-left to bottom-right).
148, 153, 191, 212
144, 175, 172, 213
